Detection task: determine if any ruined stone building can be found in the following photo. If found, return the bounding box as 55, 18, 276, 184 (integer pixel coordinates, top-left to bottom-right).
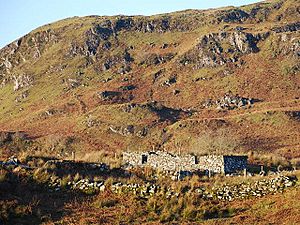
123, 151, 248, 174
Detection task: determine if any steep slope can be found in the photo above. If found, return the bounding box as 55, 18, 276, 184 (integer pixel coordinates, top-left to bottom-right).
0, 0, 299, 160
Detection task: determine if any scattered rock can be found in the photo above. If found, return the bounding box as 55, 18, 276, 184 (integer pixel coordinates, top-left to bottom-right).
140, 53, 174, 66
119, 85, 136, 91
85, 114, 100, 128
173, 89, 180, 95
15, 90, 29, 102
136, 127, 148, 138
67, 78, 81, 89
13, 75, 33, 91
162, 76, 176, 86
161, 43, 169, 49
117, 65, 131, 75
202, 92, 255, 110
152, 69, 165, 84
96, 90, 134, 103
286, 111, 300, 121
122, 103, 138, 113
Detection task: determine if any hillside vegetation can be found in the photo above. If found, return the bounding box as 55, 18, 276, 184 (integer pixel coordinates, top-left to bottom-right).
1, 0, 300, 224
0, 0, 299, 163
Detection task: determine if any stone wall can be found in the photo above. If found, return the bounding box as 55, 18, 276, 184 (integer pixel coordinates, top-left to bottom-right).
223, 156, 248, 173
123, 151, 196, 171
123, 152, 144, 166
110, 175, 297, 200
197, 155, 248, 174
123, 151, 247, 174
196, 155, 224, 173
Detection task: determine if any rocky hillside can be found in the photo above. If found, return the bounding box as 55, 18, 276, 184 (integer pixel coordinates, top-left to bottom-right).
0, 0, 299, 161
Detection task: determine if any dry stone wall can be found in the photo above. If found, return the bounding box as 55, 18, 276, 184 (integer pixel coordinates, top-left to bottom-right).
123, 151, 247, 174
123, 151, 197, 171
223, 156, 248, 173
197, 155, 224, 173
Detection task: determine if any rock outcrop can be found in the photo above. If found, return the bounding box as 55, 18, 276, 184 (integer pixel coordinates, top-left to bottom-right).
0, 29, 57, 76
180, 31, 261, 68
216, 9, 249, 23
140, 53, 175, 67
15, 90, 29, 102
272, 22, 300, 33
13, 75, 33, 91
109, 125, 148, 138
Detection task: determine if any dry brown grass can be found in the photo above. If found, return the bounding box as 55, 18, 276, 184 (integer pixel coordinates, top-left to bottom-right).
0, 167, 299, 224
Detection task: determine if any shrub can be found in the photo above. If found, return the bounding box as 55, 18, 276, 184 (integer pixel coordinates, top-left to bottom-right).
189, 128, 240, 155
93, 196, 119, 208
182, 205, 198, 220
159, 208, 174, 223
0, 169, 8, 182
0, 200, 17, 221
73, 172, 81, 182
33, 168, 51, 184
60, 175, 72, 188
189, 175, 200, 190
146, 211, 158, 222
146, 197, 161, 213
291, 158, 300, 169
14, 204, 33, 218
104, 177, 114, 189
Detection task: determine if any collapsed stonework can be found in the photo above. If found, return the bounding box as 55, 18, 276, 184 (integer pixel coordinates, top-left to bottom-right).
123, 151, 247, 174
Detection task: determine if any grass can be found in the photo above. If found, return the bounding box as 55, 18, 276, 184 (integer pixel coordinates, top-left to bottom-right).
0, 163, 299, 224
0, 170, 8, 182
84, 102, 157, 126
239, 111, 291, 126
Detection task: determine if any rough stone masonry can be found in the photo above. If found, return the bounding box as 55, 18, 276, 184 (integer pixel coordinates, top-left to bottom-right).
123, 151, 248, 174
